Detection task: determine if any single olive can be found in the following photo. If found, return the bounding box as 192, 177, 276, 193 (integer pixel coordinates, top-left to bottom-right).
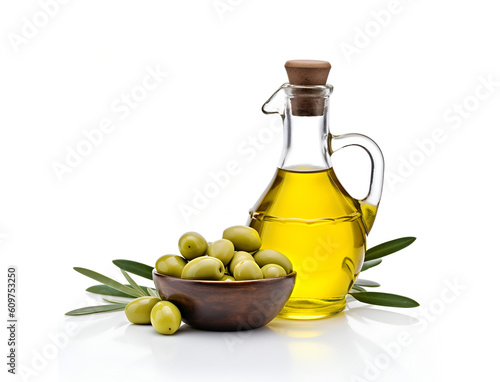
125, 296, 161, 325
228, 251, 255, 275
261, 264, 287, 278
155, 255, 187, 278
220, 274, 236, 281
234, 260, 263, 280
222, 225, 262, 252
181, 256, 225, 280
150, 301, 182, 335
207, 239, 235, 266
178, 232, 208, 260
253, 249, 293, 274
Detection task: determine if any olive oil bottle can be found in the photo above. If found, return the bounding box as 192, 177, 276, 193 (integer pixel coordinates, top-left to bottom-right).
248, 60, 384, 319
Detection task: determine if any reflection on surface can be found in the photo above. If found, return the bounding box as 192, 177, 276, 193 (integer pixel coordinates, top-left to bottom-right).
61, 301, 419, 382
346, 305, 419, 326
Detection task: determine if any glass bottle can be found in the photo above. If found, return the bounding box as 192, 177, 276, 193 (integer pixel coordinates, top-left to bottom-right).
248, 60, 384, 320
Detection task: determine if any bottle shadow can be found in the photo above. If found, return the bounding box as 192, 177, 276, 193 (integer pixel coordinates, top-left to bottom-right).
114, 305, 419, 380
63, 296, 418, 381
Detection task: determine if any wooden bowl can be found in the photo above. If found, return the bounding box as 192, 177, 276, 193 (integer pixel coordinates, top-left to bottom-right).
153, 271, 296, 331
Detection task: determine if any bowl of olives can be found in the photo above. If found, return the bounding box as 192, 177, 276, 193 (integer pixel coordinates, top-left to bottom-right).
152, 226, 296, 331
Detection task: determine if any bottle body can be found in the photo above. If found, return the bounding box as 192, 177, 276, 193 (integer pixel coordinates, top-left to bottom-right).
248, 166, 367, 319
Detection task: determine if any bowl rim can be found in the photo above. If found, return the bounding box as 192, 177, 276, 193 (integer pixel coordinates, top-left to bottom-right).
153, 270, 296, 284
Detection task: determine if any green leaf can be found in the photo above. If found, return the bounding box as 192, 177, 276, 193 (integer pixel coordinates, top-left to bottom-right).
349, 292, 419, 308
351, 284, 366, 292
365, 237, 416, 261
65, 303, 127, 316
354, 279, 381, 287
112, 260, 154, 280
86, 284, 150, 297
73, 267, 142, 298
121, 270, 147, 296
102, 298, 130, 304
361, 259, 382, 272
147, 287, 158, 298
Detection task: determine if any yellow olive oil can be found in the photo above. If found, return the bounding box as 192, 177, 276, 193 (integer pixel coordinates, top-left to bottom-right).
249, 167, 376, 320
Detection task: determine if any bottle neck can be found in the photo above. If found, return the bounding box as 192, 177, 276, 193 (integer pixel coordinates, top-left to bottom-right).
278, 99, 331, 171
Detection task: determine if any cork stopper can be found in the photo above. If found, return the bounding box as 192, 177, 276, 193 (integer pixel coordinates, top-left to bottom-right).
284, 60, 331, 116
285, 60, 331, 86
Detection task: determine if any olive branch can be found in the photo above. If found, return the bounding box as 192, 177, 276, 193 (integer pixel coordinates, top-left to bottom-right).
65, 237, 418, 316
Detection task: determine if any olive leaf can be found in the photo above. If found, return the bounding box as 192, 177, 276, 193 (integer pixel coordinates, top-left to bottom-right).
147, 287, 158, 298
102, 298, 130, 304
354, 279, 381, 287
349, 292, 419, 308
361, 259, 382, 272
365, 237, 416, 262
350, 284, 366, 292
73, 267, 142, 298
86, 284, 150, 298
120, 270, 147, 296
65, 303, 127, 316
112, 260, 154, 280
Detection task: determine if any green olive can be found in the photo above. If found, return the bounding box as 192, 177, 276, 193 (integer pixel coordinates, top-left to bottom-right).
207, 239, 235, 266
234, 260, 263, 280
125, 296, 161, 325
178, 232, 208, 260
261, 264, 287, 278
220, 274, 235, 281
150, 301, 182, 335
222, 225, 261, 252
254, 249, 293, 274
181, 256, 225, 280
155, 255, 187, 278
228, 251, 255, 274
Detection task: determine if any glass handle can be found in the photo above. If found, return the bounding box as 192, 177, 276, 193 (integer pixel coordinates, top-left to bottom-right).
329, 133, 384, 234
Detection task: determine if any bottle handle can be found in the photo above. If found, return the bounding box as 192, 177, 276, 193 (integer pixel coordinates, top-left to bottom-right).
329, 133, 384, 234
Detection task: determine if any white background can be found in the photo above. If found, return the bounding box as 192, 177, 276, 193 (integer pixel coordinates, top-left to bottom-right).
1, 1, 499, 381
